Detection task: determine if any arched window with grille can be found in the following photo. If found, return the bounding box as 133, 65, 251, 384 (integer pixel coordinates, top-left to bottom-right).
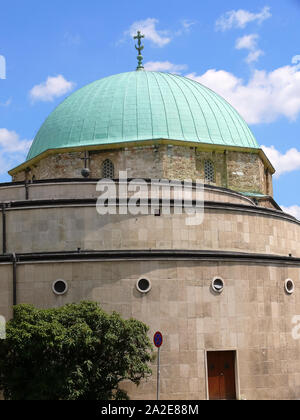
204, 160, 215, 183
102, 159, 114, 179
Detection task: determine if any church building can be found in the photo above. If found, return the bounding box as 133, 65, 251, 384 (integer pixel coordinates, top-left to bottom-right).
1, 33, 300, 400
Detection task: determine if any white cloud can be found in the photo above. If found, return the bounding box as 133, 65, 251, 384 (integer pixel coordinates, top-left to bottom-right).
235, 34, 264, 63
175, 19, 197, 36
236, 34, 259, 50
181, 20, 196, 31
125, 18, 196, 48
281, 205, 300, 220
0, 55, 6, 79
0, 129, 32, 174
292, 55, 300, 70
128, 18, 171, 47
0, 129, 32, 153
245, 49, 264, 64
30, 75, 75, 103
144, 61, 187, 73
186, 61, 300, 124
216, 6, 271, 31
261, 145, 300, 178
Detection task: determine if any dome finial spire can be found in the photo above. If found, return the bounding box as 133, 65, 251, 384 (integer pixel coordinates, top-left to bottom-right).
134, 31, 145, 71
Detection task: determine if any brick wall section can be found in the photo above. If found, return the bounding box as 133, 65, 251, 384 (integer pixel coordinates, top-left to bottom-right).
12, 145, 271, 196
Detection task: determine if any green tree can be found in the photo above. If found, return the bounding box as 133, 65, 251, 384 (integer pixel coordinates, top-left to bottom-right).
0, 302, 153, 400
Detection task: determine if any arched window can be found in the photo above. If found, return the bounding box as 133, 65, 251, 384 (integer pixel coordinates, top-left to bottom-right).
204, 160, 215, 183
102, 159, 114, 179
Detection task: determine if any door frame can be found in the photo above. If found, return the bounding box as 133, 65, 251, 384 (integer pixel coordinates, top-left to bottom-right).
204, 349, 241, 401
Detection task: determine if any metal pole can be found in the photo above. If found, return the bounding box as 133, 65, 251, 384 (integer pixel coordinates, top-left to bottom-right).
25, 180, 29, 200
12, 253, 17, 307
2, 204, 6, 254
157, 347, 160, 400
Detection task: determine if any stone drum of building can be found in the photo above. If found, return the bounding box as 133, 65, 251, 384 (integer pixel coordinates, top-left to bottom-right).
1, 38, 300, 400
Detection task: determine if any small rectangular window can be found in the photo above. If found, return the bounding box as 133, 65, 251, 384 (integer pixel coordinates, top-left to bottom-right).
204, 160, 215, 183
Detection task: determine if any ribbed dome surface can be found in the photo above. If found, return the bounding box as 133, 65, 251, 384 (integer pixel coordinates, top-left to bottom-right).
27, 71, 258, 160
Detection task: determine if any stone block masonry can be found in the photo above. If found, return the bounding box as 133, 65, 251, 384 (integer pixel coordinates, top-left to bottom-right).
12, 144, 272, 197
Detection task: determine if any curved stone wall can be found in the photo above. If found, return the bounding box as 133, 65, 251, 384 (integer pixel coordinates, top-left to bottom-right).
1, 258, 300, 400
1, 198, 300, 256
0, 181, 255, 205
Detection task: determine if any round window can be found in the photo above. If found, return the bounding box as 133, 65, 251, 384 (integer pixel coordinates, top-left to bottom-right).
136, 278, 151, 294
285, 279, 295, 295
52, 279, 68, 296
211, 277, 224, 294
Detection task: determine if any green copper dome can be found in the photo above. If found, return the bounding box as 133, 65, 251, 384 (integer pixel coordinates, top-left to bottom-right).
27, 71, 258, 160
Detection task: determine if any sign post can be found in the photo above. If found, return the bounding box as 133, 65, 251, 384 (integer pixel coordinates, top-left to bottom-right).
153, 331, 163, 401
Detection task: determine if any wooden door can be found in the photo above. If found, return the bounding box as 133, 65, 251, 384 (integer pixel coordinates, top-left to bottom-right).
207, 351, 236, 400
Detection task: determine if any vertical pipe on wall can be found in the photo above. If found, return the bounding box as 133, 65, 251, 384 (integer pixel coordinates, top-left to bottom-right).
265, 168, 270, 196
2, 204, 6, 255
12, 253, 17, 307
25, 180, 29, 200
224, 150, 228, 189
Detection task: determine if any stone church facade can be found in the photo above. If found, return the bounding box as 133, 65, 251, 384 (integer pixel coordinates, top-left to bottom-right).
1, 65, 300, 400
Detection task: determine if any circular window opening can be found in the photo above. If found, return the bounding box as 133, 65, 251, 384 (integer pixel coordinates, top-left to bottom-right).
285, 279, 295, 295
211, 277, 224, 294
52, 279, 68, 296
136, 278, 151, 294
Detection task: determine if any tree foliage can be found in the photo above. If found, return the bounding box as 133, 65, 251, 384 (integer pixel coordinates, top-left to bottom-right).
0, 302, 153, 400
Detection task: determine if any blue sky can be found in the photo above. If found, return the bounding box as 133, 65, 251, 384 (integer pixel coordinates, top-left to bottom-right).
0, 0, 300, 217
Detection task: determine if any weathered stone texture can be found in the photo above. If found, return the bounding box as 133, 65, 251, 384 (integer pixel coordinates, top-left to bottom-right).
12, 145, 272, 196
227, 151, 265, 194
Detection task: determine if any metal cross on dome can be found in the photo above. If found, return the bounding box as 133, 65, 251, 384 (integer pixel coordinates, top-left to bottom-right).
134, 31, 145, 71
